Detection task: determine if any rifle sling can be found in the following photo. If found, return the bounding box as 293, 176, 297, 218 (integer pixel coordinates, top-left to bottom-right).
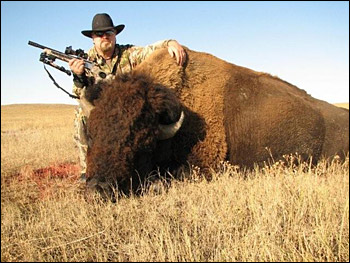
43, 65, 80, 99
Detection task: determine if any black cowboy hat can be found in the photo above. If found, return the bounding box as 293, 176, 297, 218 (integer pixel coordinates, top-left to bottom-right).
81, 13, 125, 38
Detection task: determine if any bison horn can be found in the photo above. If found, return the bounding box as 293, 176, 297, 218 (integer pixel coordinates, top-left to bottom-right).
158, 111, 185, 140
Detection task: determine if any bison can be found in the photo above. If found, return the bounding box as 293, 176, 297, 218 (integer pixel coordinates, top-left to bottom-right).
81, 47, 349, 198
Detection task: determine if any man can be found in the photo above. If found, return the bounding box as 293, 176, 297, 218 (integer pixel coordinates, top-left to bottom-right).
69, 13, 187, 180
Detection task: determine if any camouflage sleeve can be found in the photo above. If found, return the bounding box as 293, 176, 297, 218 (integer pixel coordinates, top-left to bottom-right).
72, 47, 98, 97
72, 74, 90, 97
128, 39, 173, 68
72, 82, 82, 97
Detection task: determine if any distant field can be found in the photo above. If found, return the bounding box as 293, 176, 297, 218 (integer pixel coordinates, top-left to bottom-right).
334, 103, 349, 109
1, 103, 349, 262
1, 104, 78, 174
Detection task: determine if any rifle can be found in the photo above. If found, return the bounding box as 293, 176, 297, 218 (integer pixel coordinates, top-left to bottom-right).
28, 40, 96, 99
28, 40, 94, 76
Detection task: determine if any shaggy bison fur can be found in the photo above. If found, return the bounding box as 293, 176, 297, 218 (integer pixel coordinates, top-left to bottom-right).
83, 47, 349, 198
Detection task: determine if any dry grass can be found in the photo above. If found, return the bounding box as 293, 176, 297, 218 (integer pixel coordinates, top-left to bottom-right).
334, 103, 349, 109
1, 104, 349, 262
1, 104, 78, 174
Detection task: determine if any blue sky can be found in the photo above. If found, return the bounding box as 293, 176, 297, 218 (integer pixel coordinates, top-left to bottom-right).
1, 1, 349, 105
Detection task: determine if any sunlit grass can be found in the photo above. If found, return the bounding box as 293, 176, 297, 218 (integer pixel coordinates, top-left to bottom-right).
334, 103, 349, 109
1, 104, 349, 262
1, 104, 78, 174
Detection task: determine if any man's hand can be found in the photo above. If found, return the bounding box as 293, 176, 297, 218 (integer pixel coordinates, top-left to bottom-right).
167, 40, 186, 66
69, 58, 85, 75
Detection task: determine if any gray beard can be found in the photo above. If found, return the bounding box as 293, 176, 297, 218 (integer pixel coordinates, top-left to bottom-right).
100, 42, 113, 53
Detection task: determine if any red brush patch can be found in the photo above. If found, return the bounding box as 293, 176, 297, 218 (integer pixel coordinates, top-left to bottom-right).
13, 163, 82, 200
33, 163, 81, 180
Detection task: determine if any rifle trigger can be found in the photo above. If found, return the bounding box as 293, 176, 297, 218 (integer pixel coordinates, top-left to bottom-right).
84, 62, 93, 70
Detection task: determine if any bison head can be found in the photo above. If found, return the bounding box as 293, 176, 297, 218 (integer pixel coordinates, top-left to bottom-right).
80, 74, 184, 197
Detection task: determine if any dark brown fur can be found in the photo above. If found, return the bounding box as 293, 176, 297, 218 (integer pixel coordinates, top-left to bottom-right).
86, 48, 349, 197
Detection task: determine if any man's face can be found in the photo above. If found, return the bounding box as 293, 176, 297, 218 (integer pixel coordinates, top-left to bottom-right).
92, 30, 116, 53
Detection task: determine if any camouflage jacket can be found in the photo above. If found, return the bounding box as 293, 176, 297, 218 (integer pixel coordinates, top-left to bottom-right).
72, 39, 172, 97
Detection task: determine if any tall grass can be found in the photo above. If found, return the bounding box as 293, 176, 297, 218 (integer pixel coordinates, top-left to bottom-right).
1, 104, 78, 174
1, 104, 349, 262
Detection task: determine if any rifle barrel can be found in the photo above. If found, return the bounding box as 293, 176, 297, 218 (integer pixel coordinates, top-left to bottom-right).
28, 41, 47, 49
28, 41, 64, 55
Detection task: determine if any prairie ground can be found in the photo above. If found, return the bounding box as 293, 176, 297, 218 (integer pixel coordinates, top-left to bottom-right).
333, 103, 349, 109
1, 103, 349, 262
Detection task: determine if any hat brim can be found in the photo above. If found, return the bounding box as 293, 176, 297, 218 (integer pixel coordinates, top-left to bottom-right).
81, 24, 125, 38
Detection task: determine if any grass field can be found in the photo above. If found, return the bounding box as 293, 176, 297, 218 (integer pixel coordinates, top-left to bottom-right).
334, 103, 349, 109
1, 103, 349, 262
